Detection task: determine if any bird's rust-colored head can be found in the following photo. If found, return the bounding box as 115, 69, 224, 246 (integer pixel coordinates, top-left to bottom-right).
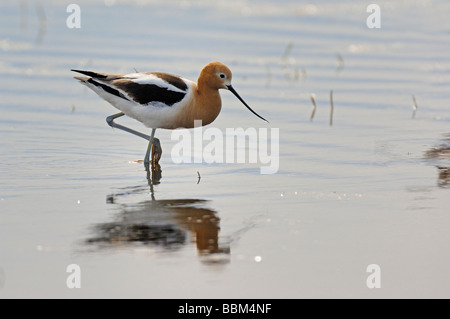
198, 61, 232, 90
198, 61, 268, 123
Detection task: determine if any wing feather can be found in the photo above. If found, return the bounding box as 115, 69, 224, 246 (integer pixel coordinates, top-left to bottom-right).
113, 78, 187, 106
72, 70, 189, 106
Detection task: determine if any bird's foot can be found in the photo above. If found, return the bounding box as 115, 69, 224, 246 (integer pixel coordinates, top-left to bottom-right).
143, 137, 162, 171
143, 138, 162, 170
151, 137, 162, 167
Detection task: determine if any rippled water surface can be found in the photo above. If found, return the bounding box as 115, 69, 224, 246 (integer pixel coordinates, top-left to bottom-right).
1, 0, 450, 298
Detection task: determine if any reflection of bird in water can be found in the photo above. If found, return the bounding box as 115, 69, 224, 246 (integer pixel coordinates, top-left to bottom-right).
436, 167, 450, 188
86, 168, 230, 263
424, 133, 450, 188
71, 61, 267, 169
86, 199, 229, 256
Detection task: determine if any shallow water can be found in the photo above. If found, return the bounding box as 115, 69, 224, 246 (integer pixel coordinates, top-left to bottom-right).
1, 0, 450, 298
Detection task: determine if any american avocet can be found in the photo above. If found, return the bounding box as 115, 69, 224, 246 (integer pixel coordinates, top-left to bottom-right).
72, 61, 267, 167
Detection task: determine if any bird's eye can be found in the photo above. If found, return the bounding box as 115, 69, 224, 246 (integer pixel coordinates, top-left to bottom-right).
219, 73, 226, 79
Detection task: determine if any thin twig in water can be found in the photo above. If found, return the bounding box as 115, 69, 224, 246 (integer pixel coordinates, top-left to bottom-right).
281, 42, 297, 83
281, 42, 294, 61
35, 3, 47, 45
301, 68, 307, 83
330, 90, 334, 126
310, 94, 317, 122
197, 171, 201, 184
293, 67, 299, 82
412, 95, 418, 119
336, 53, 344, 74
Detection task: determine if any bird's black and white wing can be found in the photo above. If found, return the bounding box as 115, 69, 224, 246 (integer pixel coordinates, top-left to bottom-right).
71, 69, 191, 107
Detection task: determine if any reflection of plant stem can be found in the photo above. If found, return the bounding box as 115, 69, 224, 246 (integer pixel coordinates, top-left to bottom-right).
330, 90, 334, 127
310, 94, 316, 122
412, 95, 418, 119
197, 171, 201, 184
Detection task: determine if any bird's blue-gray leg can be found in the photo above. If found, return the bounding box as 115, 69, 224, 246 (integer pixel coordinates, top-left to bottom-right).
106, 112, 150, 140
106, 113, 162, 166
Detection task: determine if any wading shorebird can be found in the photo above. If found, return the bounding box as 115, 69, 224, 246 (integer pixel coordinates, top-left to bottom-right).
72, 61, 268, 167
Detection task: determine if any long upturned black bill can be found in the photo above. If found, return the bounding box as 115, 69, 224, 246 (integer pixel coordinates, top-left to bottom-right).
227, 85, 268, 123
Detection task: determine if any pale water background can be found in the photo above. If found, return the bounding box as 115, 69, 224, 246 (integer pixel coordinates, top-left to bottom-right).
1, 0, 450, 298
